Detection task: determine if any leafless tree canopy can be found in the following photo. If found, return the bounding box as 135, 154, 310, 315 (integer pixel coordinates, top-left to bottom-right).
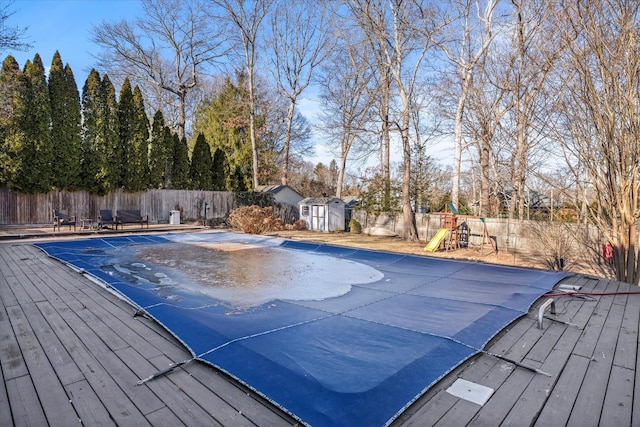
0, 1, 30, 53
265, 0, 331, 185
92, 0, 229, 138
553, 0, 640, 284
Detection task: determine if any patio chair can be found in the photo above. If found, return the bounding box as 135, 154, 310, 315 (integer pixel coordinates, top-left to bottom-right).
98, 209, 117, 229
53, 209, 76, 232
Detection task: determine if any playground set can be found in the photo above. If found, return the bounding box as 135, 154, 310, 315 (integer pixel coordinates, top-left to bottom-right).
425, 203, 496, 254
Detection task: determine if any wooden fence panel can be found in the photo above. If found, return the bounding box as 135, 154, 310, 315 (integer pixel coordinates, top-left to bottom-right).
0, 188, 236, 226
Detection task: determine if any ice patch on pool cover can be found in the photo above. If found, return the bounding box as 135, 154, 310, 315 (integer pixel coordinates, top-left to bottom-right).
132, 241, 383, 306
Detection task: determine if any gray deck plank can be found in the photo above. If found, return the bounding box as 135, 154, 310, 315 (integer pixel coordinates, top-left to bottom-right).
145, 406, 187, 427
35, 296, 153, 426
534, 354, 590, 426
1, 246, 47, 303
116, 346, 225, 427
20, 301, 84, 385
5, 376, 48, 427
573, 292, 616, 359
0, 368, 13, 427
525, 321, 565, 364
434, 328, 539, 427
66, 379, 116, 427
12, 250, 163, 425
469, 368, 535, 426
0, 304, 28, 381
0, 249, 19, 307
633, 353, 640, 426
566, 357, 613, 426
601, 365, 634, 426
6, 303, 81, 426
613, 290, 640, 370
568, 287, 627, 426
502, 348, 571, 426
144, 354, 266, 427
184, 361, 298, 427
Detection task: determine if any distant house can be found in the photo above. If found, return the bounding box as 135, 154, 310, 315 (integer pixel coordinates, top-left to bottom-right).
299, 197, 345, 232
256, 184, 304, 206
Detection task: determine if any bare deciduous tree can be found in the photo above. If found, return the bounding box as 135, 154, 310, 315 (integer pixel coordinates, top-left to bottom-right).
213, 0, 273, 189
465, 54, 512, 216
349, 0, 446, 241
556, 0, 640, 284
504, 0, 564, 220
440, 0, 498, 212
266, 0, 331, 186
92, 0, 228, 139
318, 32, 375, 198
0, 1, 30, 53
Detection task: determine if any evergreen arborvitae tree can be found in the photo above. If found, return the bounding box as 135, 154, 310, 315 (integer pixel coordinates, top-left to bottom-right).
163, 125, 174, 188
172, 134, 190, 189
80, 69, 104, 193
192, 74, 253, 191
190, 133, 213, 190
0, 55, 26, 189
211, 148, 228, 191
232, 165, 248, 192
118, 78, 137, 190
149, 110, 170, 188
101, 74, 120, 192
16, 54, 53, 193
131, 86, 149, 190
49, 51, 81, 190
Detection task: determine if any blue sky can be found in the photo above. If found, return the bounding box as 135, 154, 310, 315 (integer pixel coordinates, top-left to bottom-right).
4, 0, 454, 168
6, 0, 144, 85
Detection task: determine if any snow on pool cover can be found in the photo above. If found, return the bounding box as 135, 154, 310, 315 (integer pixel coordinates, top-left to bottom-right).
35, 232, 569, 427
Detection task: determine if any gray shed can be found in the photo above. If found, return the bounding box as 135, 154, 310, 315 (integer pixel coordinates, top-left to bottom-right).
298, 197, 345, 232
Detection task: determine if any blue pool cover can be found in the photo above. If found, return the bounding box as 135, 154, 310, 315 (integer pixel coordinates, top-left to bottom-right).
35, 232, 569, 426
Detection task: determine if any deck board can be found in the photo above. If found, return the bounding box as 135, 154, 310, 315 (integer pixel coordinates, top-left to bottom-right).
2, 238, 640, 426
65, 379, 116, 427
6, 376, 49, 427
7, 303, 80, 425
601, 365, 634, 426
502, 347, 570, 425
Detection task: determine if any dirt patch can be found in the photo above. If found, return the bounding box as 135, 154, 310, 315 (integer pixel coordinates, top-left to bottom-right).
267, 230, 602, 277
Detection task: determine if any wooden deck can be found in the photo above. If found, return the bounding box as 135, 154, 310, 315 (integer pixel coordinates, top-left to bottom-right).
1, 239, 638, 426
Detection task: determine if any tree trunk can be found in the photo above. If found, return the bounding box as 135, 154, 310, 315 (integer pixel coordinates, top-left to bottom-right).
280, 99, 296, 185
478, 135, 491, 217
401, 125, 418, 241
336, 144, 348, 199
452, 92, 464, 212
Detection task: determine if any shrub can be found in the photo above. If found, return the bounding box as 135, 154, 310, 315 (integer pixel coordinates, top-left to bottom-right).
284, 219, 307, 230
228, 205, 282, 234
349, 218, 361, 234
525, 220, 575, 271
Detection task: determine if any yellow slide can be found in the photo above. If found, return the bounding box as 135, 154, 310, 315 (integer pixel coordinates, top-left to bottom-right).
425, 228, 449, 252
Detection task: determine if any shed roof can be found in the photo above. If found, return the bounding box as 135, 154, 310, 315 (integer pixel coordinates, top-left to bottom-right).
256, 184, 303, 198
299, 196, 344, 205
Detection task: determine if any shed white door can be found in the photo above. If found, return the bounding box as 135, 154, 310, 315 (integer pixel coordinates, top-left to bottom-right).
311, 205, 325, 231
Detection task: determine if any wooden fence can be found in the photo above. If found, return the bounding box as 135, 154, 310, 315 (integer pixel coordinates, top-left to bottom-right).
0, 188, 236, 225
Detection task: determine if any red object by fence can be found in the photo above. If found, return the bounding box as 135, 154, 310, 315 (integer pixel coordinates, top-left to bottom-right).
603, 242, 613, 260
